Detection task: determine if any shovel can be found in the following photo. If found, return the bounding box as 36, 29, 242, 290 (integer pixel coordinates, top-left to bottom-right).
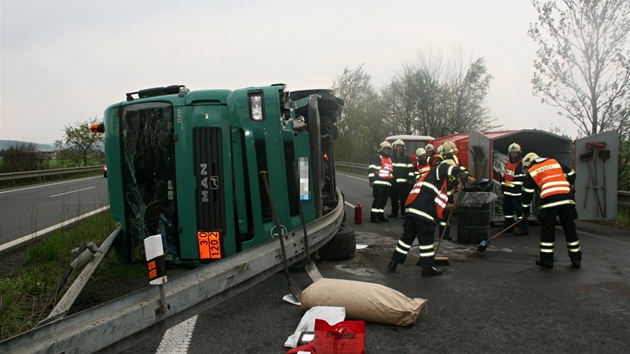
260, 171, 302, 302
580, 150, 605, 217
586, 142, 607, 217
293, 161, 323, 282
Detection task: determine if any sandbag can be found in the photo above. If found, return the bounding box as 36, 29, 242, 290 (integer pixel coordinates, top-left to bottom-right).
300, 278, 426, 326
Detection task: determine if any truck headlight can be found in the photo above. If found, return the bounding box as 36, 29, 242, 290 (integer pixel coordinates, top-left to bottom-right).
249, 93, 264, 121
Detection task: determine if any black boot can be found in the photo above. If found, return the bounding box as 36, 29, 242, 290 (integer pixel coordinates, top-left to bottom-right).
422, 266, 443, 276
387, 260, 398, 272
388, 212, 398, 218
370, 212, 381, 223
379, 214, 390, 222
571, 257, 581, 269
535, 259, 553, 268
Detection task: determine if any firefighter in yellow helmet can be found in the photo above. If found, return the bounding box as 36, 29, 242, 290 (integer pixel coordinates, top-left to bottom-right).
430, 141, 468, 240
368, 141, 394, 223
388, 139, 415, 218
388, 140, 472, 276
500, 143, 529, 235
521, 152, 581, 269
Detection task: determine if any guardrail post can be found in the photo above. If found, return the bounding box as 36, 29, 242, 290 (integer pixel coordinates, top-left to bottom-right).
144, 235, 170, 315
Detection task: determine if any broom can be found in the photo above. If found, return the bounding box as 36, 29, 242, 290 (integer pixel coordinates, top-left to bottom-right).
434, 210, 454, 266
477, 207, 539, 253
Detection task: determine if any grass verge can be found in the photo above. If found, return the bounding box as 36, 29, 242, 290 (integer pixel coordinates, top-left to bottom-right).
0, 212, 146, 341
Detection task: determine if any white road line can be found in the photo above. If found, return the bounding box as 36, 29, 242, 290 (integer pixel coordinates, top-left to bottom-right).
0, 206, 110, 253
337, 172, 367, 181
50, 187, 95, 197
0, 176, 100, 195
155, 315, 198, 354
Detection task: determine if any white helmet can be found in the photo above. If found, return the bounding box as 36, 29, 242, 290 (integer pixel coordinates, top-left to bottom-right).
508, 143, 521, 154
522, 152, 540, 168
379, 141, 392, 151
393, 139, 405, 147
416, 148, 427, 156
425, 144, 435, 152
436, 145, 444, 155
442, 141, 458, 154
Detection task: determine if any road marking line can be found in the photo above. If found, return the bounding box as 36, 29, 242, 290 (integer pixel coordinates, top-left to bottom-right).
156, 315, 198, 354
0, 176, 100, 195
50, 187, 95, 197
337, 172, 367, 181
0, 206, 110, 253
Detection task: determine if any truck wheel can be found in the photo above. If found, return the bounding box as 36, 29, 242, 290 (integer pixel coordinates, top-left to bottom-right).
318, 227, 356, 261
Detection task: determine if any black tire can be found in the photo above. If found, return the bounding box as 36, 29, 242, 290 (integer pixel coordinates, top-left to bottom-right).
318, 226, 356, 261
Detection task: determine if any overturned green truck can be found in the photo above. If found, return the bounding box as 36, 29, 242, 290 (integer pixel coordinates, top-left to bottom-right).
97, 84, 344, 264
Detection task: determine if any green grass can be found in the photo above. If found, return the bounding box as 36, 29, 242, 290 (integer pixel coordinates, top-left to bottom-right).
0, 212, 145, 341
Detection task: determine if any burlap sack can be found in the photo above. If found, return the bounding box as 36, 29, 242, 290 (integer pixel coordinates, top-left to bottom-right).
300, 278, 426, 326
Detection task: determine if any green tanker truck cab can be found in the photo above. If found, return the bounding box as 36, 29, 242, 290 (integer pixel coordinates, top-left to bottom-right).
102, 84, 343, 264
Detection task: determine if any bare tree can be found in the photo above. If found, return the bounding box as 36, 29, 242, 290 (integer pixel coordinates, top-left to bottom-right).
387, 49, 495, 138
529, 0, 630, 136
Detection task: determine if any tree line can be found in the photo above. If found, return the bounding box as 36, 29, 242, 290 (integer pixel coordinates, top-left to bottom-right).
0, 117, 104, 174
2, 1, 628, 189
331, 0, 630, 190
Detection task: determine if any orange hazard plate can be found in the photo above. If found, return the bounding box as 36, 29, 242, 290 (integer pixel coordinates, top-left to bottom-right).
197, 231, 222, 259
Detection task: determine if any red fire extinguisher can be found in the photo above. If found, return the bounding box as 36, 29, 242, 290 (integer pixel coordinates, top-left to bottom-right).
355, 202, 363, 224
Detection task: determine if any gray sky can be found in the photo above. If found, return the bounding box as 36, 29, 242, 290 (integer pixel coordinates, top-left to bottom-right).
0, 0, 577, 145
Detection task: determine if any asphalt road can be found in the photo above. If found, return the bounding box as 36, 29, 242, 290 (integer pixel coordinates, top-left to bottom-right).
118, 171, 630, 354
0, 176, 109, 247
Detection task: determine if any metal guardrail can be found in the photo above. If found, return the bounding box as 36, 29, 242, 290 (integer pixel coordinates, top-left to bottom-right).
336, 161, 368, 170
0, 189, 345, 354
0, 166, 102, 185
336, 161, 630, 209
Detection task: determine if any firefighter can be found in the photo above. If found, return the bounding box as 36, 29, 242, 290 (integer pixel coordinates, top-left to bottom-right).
415, 148, 431, 180
501, 143, 528, 235
387, 140, 472, 276
426, 144, 442, 167
368, 141, 394, 223
444, 141, 467, 171
388, 139, 415, 218
521, 152, 581, 269
436, 141, 460, 240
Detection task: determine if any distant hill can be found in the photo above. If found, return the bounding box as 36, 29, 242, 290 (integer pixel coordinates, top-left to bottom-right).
0, 140, 55, 151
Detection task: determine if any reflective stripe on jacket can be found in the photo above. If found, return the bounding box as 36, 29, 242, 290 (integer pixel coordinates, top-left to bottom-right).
368, 154, 394, 186
405, 162, 463, 223
529, 159, 570, 198
502, 159, 525, 196
391, 152, 414, 183
521, 157, 576, 210
416, 161, 431, 180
